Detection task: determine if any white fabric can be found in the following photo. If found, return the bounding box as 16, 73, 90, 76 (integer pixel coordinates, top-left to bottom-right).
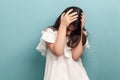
36, 28, 90, 80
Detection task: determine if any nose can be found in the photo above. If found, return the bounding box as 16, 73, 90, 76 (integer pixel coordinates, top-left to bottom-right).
66, 31, 71, 36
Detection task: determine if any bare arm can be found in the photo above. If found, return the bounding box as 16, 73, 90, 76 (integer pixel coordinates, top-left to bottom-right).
46, 25, 67, 56
71, 31, 83, 61
71, 13, 85, 61
46, 9, 78, 56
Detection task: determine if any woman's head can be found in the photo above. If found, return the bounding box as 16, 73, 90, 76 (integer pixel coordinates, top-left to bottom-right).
52, 6, 87, 48
54, 6, 83, 31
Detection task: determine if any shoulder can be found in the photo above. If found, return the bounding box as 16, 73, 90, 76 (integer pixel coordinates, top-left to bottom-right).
41, 27, 57, 43
43, 27, 56, 33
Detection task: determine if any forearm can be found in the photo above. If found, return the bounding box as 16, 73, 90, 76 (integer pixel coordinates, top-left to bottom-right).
47, 9, 78, 56
53, 25, 67, 56
71, 30, 83, 61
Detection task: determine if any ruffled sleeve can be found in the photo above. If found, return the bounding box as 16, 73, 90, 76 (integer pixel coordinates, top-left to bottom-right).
36, 28, 57, 56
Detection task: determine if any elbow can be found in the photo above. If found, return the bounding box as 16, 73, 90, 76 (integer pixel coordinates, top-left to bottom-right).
47, 42, 64, 57
72, 50, 83, 61
54, 51, 63, 57
55, 52, 62, 57
72, 56, 80, 61
53, 48, 63, 57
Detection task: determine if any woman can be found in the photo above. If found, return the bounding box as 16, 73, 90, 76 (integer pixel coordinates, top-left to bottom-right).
36, 6, 90, 80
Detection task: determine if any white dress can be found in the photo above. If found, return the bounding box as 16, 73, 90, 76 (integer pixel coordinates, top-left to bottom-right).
36, 28, 90, 80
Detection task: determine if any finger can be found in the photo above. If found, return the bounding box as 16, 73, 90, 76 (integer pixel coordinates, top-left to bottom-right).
81, 16, 85, 21
69, 15, 78, 20
65, 9, 73, 15
70, 18, 78, 23
81, 13, 85, 20
81, 13, 85, 23
69, 12, 78, 17
61, 12, 65, 18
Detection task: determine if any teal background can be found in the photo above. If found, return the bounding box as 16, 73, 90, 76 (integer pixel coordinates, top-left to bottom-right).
0, 0, 120, 80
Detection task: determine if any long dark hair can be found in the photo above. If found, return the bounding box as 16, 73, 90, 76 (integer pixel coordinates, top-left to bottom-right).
51, 6, 87, 48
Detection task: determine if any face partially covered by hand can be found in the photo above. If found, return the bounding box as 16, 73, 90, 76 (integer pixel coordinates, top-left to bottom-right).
66, 25, 76, 36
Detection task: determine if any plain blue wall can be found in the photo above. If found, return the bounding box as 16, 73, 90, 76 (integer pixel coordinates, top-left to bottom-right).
0, 0, 120, 80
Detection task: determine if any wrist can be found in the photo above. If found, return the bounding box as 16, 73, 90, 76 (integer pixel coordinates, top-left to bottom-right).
58, 26, 66, 33
59, 24, 67, 30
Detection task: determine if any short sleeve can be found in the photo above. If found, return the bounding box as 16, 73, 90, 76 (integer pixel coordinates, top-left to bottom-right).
36, 28, 57, 56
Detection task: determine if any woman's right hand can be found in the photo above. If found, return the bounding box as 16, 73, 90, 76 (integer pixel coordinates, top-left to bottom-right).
60, 9, 78, 28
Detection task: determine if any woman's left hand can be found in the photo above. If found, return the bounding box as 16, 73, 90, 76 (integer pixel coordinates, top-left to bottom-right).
81, 13, 85, 29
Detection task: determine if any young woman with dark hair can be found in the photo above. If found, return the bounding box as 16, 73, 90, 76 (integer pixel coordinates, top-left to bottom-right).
36, 6, 90, 80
